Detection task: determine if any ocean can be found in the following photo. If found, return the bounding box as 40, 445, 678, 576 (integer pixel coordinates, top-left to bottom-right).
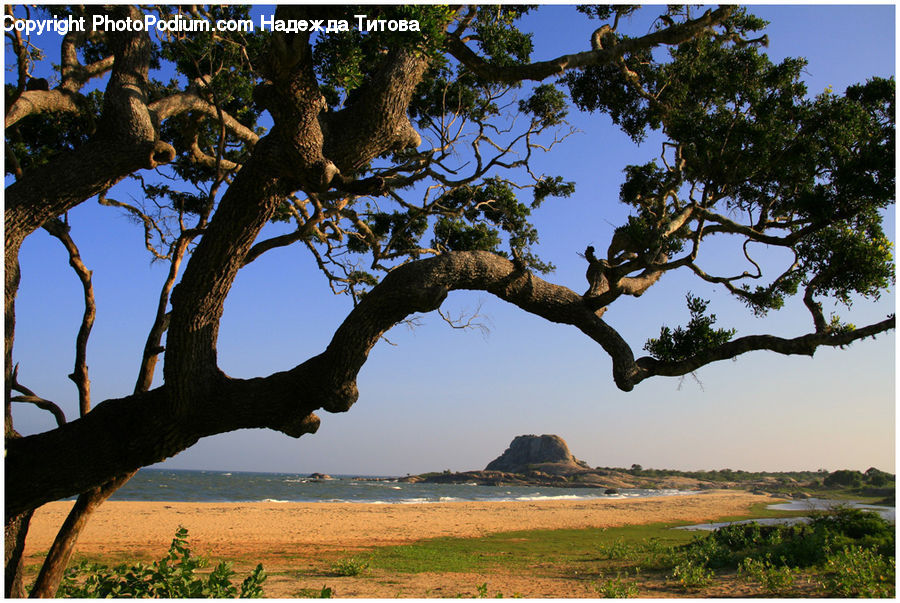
107, 469, 692, 504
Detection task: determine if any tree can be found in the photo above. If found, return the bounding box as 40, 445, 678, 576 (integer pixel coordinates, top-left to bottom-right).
4, 5, 894, 596
824, 469, 865, 489
864, 467, 893, 487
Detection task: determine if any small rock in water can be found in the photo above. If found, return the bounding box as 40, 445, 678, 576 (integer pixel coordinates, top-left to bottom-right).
605, 488, 619, 495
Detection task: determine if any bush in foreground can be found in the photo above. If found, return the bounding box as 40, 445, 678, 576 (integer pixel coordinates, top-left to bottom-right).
671, 507, 895, 597
56, 527, 266, 598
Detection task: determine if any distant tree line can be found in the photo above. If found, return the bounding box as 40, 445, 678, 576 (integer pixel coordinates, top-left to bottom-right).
607, 465, 895, 488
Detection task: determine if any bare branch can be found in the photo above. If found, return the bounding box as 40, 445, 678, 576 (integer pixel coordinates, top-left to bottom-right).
98, 192, 171, 261
438, 300, 491, 337
134, 235, 194, 394
10, 365, 66, 427
43, 218, 95, 416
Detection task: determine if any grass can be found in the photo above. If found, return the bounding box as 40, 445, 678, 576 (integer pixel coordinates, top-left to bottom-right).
39, 501, 894, 598
366, 523, 697, 575
355, 505, 894, 597
365, 501, 799, 576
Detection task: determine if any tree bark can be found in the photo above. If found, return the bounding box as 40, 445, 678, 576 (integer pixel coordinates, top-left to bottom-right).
28, 473, 134, 598
5, 510, 34, 598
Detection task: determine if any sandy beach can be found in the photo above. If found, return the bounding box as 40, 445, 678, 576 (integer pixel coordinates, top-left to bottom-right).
26, 490, 771, 560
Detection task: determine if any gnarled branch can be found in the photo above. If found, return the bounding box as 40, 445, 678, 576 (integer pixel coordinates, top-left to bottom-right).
447, 6, 735, 84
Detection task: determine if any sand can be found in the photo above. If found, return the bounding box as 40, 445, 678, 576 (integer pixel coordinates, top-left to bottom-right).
25, 490, 771, 560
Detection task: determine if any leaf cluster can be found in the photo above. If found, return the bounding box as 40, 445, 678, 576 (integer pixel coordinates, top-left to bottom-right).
644, 295, 735, 362
431, 177, 559, 272
314, 5, 457, 107
567, 6, 894, 319
56, 527, 266, 598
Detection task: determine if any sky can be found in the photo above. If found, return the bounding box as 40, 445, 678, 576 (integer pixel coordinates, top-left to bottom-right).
8, 5, 896, 476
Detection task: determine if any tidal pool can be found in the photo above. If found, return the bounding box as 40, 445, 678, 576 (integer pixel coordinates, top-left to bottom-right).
676, 498, 894, 531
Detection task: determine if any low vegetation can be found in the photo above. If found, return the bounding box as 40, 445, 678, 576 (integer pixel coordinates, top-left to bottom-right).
55, 528, 266, 598
47, 507, 893, 598
611, 466, 895, 500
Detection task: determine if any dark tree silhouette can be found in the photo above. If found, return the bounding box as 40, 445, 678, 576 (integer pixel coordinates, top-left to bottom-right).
5, 5, 894, 596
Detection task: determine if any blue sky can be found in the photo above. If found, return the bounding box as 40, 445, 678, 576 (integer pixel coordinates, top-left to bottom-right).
9, 5, 896, 475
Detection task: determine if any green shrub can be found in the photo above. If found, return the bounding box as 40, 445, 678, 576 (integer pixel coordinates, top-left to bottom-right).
698, 508, 894, 569
824, 469, 864, 488
864, 467, 893, 487
594, 573, 639, 598
296, 585, 335, 598
737, 556, 796, 595
676, 534, 732, 569
809, 506, 893, 540
823, 546, 895, 598
56, 527, 266, 598
596, 538, 636, 561
329, 556, 370, 577
668, 560, 713, 590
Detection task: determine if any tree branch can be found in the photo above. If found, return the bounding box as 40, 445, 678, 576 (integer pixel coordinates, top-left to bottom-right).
447, 6, 735, 84
6, 251, 894, 516
43, 218, 95, 417
637, 316, 895, 380
10, 365, 66, 428
5, 90, 83, 129
149, 92, 260, 145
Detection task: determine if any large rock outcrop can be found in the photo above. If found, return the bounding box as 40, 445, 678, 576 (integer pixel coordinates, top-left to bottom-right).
485, 434, 591, 475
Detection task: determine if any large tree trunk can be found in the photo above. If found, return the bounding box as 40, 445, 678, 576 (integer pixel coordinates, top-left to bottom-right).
28, 473, 134, 598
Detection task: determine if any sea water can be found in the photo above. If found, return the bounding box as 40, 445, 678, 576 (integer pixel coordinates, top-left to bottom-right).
106, 468, 692, 504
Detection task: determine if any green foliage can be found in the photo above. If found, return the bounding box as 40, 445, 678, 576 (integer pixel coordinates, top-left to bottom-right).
865, 467, 893, 487
644, 295, 736, 362
737, 556, 796, 595
823, 546, 895, 598
824, 469, 865, 488
430, 178, 557, 273
470, 6, 534, 69
314, 6, 458, 102
593, 572, 639, 598
532, 176, 575, 208
56, 527, 266, 598
329, 555, 370, 577
433, 218, 502, 253
518, 84, 568, 128
8, 4, 893, 352
296, 585, 335, 598
807, 506, 895, 553
566, 6, 894, 319
668, 559, 713, 590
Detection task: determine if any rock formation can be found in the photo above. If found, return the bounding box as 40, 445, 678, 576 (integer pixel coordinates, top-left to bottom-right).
485, 434, 591, 475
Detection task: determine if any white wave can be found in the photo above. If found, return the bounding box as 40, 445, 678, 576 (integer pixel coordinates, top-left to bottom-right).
513, 494, 586, 501
261, 498, 291, 503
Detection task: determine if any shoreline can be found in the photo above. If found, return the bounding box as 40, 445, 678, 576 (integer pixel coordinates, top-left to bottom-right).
25, 490, 774, 561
